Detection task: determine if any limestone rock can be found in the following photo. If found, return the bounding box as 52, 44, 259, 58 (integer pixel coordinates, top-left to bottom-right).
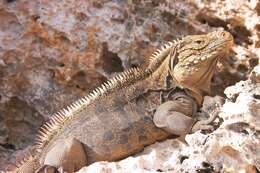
250, 65, 260, 83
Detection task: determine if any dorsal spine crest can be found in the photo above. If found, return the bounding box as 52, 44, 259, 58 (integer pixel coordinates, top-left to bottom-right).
8, 40, 176, 173
147, 41, 174, 72
32, 40, 175, 160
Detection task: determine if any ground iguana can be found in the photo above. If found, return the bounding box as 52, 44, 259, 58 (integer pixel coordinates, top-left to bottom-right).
3, 31, 233, 173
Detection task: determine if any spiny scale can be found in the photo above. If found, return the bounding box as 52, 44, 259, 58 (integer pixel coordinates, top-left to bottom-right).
35, 67, 144, 152
3, 151, 35, 173
147, 41, 174, 72
147, 41, 174, 64
16, 152, 34, 167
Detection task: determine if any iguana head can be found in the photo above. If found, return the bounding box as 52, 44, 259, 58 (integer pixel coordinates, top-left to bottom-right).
170, 31, 234, 104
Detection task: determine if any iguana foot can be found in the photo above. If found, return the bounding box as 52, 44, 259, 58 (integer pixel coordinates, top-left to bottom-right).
38, 138, 87, 173
191, 105, 220, 133
191, 96, 224, 132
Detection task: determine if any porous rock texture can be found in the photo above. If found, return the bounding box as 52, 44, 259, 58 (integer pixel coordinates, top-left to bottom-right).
0, 0, 259, 171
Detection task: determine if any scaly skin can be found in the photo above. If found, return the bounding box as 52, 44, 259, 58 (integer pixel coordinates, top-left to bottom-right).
3, 31, 233, 173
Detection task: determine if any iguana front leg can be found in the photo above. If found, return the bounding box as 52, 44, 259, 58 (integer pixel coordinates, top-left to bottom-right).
153, 94, 221, 136
153, 93, 197, 136
36, 138, 87, 173
153, 101, 196, 135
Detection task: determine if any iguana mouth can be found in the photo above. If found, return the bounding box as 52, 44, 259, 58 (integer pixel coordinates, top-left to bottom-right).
215, 39, 233, 48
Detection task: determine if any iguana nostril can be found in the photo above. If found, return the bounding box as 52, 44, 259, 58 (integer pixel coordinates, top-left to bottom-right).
218, 31, 234, 47
220, 31, 233, 41
221, 32, 227, 37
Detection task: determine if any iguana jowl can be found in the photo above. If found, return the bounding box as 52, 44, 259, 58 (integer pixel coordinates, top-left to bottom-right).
4, 31, 233, 173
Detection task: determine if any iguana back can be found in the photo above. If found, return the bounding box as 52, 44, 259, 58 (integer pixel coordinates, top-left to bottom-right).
43, 75, 172, 164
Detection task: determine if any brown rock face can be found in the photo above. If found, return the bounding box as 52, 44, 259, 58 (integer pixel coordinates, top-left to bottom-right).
0, 0, 259, 170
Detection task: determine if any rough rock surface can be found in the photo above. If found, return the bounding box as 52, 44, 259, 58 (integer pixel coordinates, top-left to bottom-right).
77, 73, 260, 173
0, 0, 259, 171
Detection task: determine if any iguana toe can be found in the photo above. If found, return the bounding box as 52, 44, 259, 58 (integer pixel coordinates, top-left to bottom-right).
36, 165, 59, 173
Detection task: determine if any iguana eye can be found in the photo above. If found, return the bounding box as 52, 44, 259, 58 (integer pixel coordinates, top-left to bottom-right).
195, 40, 203, 44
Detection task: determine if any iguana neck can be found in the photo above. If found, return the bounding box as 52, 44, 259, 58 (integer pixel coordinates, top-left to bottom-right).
144, 42, 175, 90
147, 55, 172, 90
